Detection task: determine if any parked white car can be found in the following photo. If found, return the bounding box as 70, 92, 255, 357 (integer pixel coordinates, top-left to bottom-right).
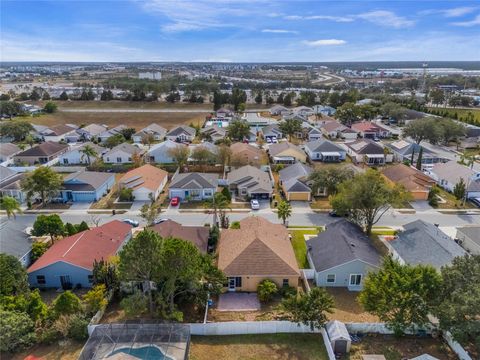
250, 199, 260, 210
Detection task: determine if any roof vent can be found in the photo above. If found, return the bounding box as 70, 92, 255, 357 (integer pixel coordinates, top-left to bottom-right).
307, 245, 312, 252
350, 243, 356, 247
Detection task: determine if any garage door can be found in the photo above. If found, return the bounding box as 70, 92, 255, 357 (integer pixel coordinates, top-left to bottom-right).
170, 190, 185, 199
288, 192, 311, 201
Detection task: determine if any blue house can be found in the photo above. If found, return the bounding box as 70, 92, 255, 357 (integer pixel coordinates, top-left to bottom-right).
60, 170, 115, 202
28, 221, 132, 289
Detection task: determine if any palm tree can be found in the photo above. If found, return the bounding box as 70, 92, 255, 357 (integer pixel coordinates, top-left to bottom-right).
277, 200, 292, 225
204, 192, 231, 227
80, 144, 98, 165
0, 196, 22, 219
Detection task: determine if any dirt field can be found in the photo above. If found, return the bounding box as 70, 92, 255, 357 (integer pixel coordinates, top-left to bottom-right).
27, 110, 207, 130
326, 288, 380, 323
347, 334, 456, 360
190, 334, 328, 360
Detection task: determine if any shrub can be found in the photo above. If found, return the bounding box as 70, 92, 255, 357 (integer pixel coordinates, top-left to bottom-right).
230, 221, 240, 229
0, 310, 36, 352
31, 241, 49, 263
51, 291, 82, 317
77, 221, 89, 232
52, 315, 71, 338
64, 222, 77, 236
279, 285, 297, 298
221, 187, 232, 202
26, 289, 48, 322
83, 284, 108, 315
119, 188, 134, 202
257, 279, 278, 303
68, 314, 89, 341
120, 291, 148, 317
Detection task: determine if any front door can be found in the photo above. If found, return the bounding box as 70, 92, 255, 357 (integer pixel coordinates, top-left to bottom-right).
60, 275, 72, 290
228, 277, 236, 292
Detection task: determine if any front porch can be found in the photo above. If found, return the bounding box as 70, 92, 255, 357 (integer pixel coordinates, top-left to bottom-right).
365, 154, 385, 166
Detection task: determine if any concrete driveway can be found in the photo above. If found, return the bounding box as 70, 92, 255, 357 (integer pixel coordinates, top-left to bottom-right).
410, 201, 433, 212
69, 202, 92, 210
290, 201, 313, 213
130, 200, 149, 211
217, 293, 261, 312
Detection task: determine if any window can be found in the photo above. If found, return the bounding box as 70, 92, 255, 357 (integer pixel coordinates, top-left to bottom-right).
326, 274, 336, 283
36, 275, 46, 285
349, 274, 362, 286
235, 277, 242, 287
204, 190, 213, 197
128, 157, 132, 162
88, 275, 94, 283
282, 279, 289, 287
63, 158, 69, 164
116, 157, 122, 163
106, 157, 110, 162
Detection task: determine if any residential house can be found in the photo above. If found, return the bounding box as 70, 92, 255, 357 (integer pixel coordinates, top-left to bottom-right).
320, 121, 347, 139
27, 220, 132, 289
301, 122, 323, 141
14, 141, 69, 165
132, 123, 167, 143
188, 142, 218, 163
218, 216, 300, 292
102, 143, 144, 164
230, 142, 266, 167
216, 107, 234, 119
306, 219, 381, 291
339, 127, 359, 140
35, 124, 78, 143
386, 140, 446, 168
426, 161, 480, 199
59, 143, 105, 165
292, 106, 314, 117
385, 220, 466, 270
283, 112, 306, 122
312, 105, 336, 116
98, 125, 127, 143
246, 128, 258, 143
201, 125, 227, 143
268, 142, 306, 164
242, 113, 273, 128
261, 124, 283, 141
147, 140, 187, 164
60, 170, 114, 202
0, 211, 32, 267
0, 166, 26, 203
269, 105, 289, 116
279, 162, 314, 201
305, 139, 346, 162
456, 226, 480, 255
345, 139, 386, 165
169, 172, 218, 201
119, 164, 168, 201
227, 165, 273, 200
69, 124, 108, 143
0, 143, 21, 164
166, 125, 196, 143
382, 164, 435, 201
151, 220, 209, 253
351, 121, 390, 139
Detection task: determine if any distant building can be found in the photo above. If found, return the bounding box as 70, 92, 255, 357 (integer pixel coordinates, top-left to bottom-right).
138, 72, 162, 80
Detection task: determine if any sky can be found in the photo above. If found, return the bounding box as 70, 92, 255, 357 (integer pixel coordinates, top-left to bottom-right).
1, 0, 480, 62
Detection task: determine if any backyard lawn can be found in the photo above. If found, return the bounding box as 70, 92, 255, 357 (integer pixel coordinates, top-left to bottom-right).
347, 334, 456, 360
3, 340, 84, 360
289, 228, 321, 268
189, 334, 328, 360
326, 288, 379, 323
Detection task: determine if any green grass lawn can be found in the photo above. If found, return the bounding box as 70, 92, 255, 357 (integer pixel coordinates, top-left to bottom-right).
371, 227, 397, 236
289, 228, 321, 269
427, 106, 480, 122
434, 187, 476, 209
190, 334, 328, 360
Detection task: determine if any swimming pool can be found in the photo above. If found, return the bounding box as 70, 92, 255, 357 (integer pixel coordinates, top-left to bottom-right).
109, 345, 175, 360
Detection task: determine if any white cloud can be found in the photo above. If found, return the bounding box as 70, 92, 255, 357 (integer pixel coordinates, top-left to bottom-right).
262, 29, 298, 34
356, 10, 414, 28
451, 14, 480, 26
302, 39, 346, 46
420, 7, 477, 18
284, 14, 353, 22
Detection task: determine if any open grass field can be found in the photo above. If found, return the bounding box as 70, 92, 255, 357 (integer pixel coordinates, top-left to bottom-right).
25, 110, 207, 130
347, 334, 456, 360
189, 334, 328, 360
427, 106, 480, 122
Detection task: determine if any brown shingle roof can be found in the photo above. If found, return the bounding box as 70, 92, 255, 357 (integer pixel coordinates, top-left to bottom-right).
150, 220, 209, 253
382, 164, 435, 192
15, 141, 69, 157
218, 216, 300, 277
119, 164, 168, 192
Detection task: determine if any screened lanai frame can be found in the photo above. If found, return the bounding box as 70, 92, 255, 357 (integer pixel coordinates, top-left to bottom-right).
78, 321, 190, 360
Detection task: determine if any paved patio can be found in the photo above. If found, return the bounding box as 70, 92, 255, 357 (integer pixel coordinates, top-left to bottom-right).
217, 293, 261, 312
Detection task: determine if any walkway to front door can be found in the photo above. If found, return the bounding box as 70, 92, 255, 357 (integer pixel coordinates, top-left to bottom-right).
217, 293, 261, 312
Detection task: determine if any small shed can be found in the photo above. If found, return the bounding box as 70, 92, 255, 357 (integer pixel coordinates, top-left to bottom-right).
326, 320, 352, 354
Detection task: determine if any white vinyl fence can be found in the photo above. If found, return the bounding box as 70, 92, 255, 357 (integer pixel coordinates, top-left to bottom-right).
443, 331, 472, 360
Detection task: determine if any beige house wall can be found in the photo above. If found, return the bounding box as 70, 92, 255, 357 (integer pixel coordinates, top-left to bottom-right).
225, 275, 299, 292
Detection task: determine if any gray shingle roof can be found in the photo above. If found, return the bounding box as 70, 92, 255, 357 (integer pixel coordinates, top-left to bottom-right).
306, 219, 381, 272
167, 125, 196, 137
279, 162, 313, 183
305, 139, 344, 153
227, 165, 272, 194
170, 172, 218, 189
0, 143, 21, 158
105, 143, 142, 156
15, 141, 69, 157
390, 220, 466, 270
346, 139, 384, 155
64, 171, 114, 191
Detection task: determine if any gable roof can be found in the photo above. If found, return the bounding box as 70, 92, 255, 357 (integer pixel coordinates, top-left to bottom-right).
99, 125, 127, 138
306, 219, 381, 272
134, 123, 167, 137
167, 125, 196, 137
218, 216, 300, 276
430, 161, 478, 185
351, 121, 388, 133
382, 164, 435, 192
170, 172, 218, 189
230, 142, 264, 157
305, 139, 344, 153
268, 142, 303, 157
227, 165, 272, 194
150, 220, 209, 253
28, 220, 131, 273
78, 123, 108, 136
15, 141, 69, 157
40, 124, 76, 136
320, 121, 345, 133
63, 170, 114, 191
104, 143, 142, 156
279, 162, 312, 183
389, 220, 466, 270
0, 143, 21, 158
148, 139, 186, 155
346, 139, 384, 155
119, 164, 168, 192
